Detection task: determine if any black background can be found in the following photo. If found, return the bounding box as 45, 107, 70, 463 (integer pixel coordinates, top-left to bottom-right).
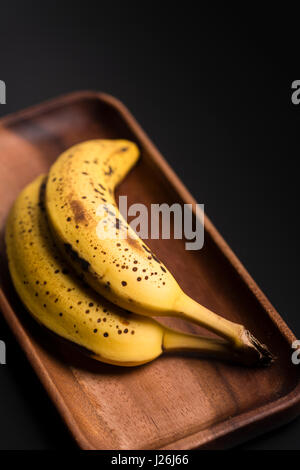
0, 3, 300, 450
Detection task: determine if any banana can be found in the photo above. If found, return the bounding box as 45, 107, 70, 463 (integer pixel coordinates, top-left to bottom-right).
45, 140, 273, 365
5, 175, 250, 366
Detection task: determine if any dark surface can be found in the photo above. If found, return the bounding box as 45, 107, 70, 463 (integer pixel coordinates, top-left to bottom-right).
0, 3, 299, 450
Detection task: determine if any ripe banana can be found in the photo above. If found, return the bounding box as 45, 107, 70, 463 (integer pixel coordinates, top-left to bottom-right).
45, 140, 272, 365
5, 175, 249, 366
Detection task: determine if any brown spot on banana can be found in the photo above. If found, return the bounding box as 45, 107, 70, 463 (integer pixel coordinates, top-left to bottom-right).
126, 235, 143, 252
70, 199, 87, 223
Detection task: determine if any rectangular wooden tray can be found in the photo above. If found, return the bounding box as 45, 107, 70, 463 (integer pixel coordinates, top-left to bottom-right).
0, 91, 299, 450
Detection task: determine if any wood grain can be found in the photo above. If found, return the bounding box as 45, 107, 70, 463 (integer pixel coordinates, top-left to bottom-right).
0, 91, 299, 449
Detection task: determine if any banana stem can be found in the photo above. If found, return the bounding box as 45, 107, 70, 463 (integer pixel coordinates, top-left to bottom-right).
173, 294, 274, 366
175, 295, 242, 344
163, 328, 238, 363
162, 328, 273, 367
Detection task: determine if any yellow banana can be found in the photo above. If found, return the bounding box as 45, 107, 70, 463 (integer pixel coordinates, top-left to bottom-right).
5, 175, 249, 366
45, 140, 272, 365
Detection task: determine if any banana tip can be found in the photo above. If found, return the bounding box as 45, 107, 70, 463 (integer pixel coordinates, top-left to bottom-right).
243, 330, 275, 367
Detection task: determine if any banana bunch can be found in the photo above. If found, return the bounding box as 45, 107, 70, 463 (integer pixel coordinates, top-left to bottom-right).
5, 140, 273, 367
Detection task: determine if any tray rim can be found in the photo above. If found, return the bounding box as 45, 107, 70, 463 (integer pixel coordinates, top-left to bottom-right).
0, 90, 300, 450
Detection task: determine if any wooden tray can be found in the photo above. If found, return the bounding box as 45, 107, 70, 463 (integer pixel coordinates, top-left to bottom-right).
0, 91, 299, 450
